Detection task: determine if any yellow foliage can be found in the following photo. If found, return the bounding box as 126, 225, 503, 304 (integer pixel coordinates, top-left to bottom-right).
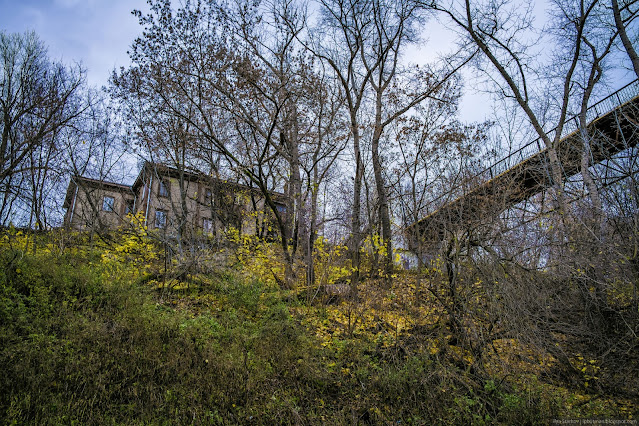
100, 212, 158, 281
313, 236, 350, 286
572, 354, 600, 387
229, 227, 285, 288
292, 272, 443, 351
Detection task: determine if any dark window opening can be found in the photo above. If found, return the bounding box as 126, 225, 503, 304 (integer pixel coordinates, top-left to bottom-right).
158, 180, 169, 197
125, 199, 134, 215
275, 203, 287, 214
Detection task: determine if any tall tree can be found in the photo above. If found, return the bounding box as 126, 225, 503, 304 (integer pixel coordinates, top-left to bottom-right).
305, 0, 380, 295
305, 0, 473, 289
612, 0, 639, 78
301, 66, 348, 288
0, 31, 85, 227
364, 0, 475, 285
432, 0, 588, 214
113, 0, 314, 285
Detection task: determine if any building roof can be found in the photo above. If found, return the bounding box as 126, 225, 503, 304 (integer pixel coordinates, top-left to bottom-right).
131, 161, 287, 200
63, 176, 134, 209
64, 162, 287, 210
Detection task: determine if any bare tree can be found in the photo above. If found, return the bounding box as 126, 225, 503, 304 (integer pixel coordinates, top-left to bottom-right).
300, 67, 348, 288
302, 0, 378, 295
612, 0, 639, 77
391, 77, 490, 269
432, 0, 605, 214
0, 31, 85, 227
113, 0, 319, 286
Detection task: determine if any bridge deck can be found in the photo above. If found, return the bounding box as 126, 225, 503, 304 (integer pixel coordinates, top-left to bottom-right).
409, 81, 639, 242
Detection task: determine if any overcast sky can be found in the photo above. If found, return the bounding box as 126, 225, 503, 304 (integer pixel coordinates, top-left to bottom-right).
2, 0, 631, 125
0, 0, 455, 87
0, 0, 146, 88
0, 0, 490, 121
0, 0, 493, 122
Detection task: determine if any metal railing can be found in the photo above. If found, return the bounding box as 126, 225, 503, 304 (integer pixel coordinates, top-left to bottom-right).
421, 79, 639, 217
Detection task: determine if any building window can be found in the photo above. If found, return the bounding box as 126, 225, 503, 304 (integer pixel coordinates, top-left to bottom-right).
275, 203, 287, 214
158, 180, 170, 197
102, 196, 115, 212
125, 199, 134, 215
202, 218, 213, 234
204, 189, 213, 205
155, 210, 167, 229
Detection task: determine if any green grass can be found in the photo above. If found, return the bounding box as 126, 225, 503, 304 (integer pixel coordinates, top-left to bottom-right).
0, 235, 635, 424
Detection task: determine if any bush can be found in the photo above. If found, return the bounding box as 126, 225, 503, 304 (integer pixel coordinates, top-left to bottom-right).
1, 230, 635, 424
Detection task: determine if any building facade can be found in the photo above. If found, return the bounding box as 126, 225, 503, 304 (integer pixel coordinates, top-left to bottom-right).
63, 162, 287, 238
63, 176, 135, 231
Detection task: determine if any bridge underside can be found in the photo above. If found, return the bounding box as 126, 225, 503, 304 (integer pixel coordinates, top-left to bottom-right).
409, 95, 639, 245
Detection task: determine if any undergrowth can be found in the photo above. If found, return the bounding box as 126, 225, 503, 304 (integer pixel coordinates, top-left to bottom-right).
0, 229, 636, 424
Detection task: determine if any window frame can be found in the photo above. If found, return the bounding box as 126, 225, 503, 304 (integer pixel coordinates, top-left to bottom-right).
124, 199, 134, 215
158, 179, 170, 198
202, 217, 213, 234
155, 209, 168, 229
102, 195, 115, 212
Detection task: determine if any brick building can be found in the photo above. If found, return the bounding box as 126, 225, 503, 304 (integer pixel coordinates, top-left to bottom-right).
63, 162, 287, 238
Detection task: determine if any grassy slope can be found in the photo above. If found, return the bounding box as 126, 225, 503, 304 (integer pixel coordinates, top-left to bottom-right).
0, 232, 637, 424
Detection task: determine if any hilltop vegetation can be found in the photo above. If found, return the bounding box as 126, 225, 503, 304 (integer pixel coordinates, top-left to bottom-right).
2, 0, 639, 423
1, 227, 637, 424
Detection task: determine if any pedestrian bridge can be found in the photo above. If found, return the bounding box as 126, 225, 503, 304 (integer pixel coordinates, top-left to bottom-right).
408, 80, 639, 243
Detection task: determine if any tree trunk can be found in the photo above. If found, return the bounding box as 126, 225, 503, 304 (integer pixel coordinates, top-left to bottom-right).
579, 122, 603, 227
546, 146, 568, 215
612, 0, 639, 79
372, 93, 393, 288
307, 167, 319, 290
350, 112, 363, 299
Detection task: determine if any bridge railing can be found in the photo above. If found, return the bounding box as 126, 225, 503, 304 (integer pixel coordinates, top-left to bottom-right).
421, 79, 639, 217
